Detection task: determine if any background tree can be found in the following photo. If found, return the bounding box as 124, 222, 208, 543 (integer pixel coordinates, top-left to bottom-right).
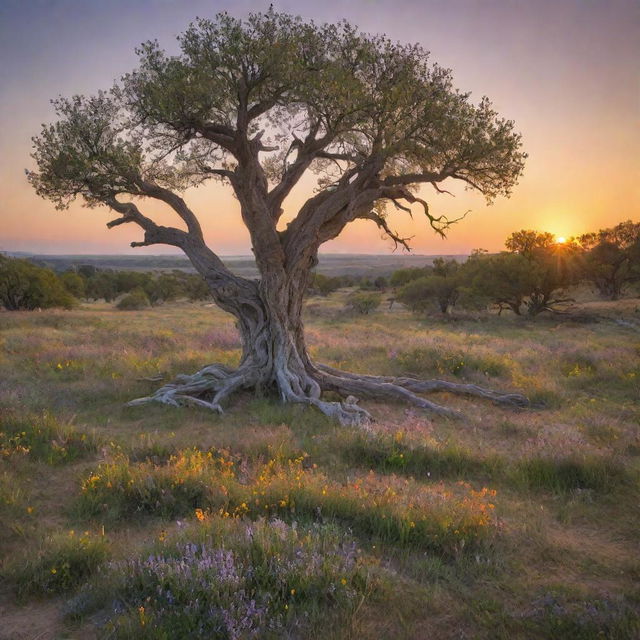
0, 256, 75, 311
28, 10, 527, 423
390, 267, 430, 288
579, 220, 640, 300
347, 291, 382, 315
60, 271, 86, 299
504, 229, 555, 257
308, 273, 342, 297
464, 252, 530, 315
85, 272, 118, 302
397, 259, 461, 314
467, 231, 580, 316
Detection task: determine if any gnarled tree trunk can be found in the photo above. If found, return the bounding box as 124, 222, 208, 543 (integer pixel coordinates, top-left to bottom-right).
129, 243, 528, 425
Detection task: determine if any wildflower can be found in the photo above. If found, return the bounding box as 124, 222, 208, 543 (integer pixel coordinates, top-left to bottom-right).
340, 578, 347, 585
290, 588, 296, 595
195, 508, 205, 521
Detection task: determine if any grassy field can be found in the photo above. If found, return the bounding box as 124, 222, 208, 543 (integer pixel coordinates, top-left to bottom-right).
1, 294, 639, 639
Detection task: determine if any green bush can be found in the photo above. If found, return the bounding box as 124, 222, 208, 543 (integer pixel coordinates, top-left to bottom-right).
347, 292, 382, 315
0, 255, 75, 310
116, 287, 151, 310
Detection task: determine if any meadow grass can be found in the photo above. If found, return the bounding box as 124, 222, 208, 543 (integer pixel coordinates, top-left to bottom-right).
74, 450, 498, 555
0, 298, 639, 638
3, 529, 109, 599
0, 410, 99, 464
66, 517, 377, 639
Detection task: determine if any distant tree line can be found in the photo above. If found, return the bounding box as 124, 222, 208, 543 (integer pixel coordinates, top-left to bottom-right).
0, 258, 211, 311
2, 220, 638, 314
308, 273, 388, 296
393, 221, 640, 317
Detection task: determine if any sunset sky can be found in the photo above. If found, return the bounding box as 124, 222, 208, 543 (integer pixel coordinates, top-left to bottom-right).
1, 0, 638, 256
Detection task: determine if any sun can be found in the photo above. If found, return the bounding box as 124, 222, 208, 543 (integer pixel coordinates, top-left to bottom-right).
556, 236, 566, 244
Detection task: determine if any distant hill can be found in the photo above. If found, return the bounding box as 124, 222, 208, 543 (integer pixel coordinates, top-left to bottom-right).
2, 252, 469, 279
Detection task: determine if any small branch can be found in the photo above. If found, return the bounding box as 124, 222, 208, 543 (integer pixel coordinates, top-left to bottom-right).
106, 216, 135, 229
430, 182, 454, 196
363, 211, 413, 251
202, 166, 235, 179
390, 198, 413, 215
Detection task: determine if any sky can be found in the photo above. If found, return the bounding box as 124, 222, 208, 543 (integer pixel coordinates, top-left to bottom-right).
0, 0, 638, 256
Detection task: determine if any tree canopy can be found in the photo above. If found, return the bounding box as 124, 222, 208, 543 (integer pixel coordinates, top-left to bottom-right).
29, 9, 525, 262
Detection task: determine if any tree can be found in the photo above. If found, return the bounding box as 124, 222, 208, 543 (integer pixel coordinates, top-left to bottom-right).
347, 291, 382, 315
579, 220, 640, 300
466, 252, 530, 315
28, 10, 527, 423
309, 273, 341, 297
390, 267, 430, 288
397, 259, 461, 314
467, 233, 580, 316
0, 256, 75, 310
60, 270, 86, 299
85, 272, 118, 302
505, 229, 555, 257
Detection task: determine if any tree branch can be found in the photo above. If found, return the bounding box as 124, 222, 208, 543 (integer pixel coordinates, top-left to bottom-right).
362, 211, 413, 251
134, 178, 204, 239
266, 122, 330, 218
104, 197, 189, 249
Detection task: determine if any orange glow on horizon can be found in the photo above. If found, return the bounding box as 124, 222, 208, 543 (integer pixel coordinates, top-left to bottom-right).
0, 1, 638, 256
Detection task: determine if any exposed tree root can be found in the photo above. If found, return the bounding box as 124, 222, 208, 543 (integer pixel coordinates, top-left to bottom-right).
315, 364, 529, 408
316, 367, 462, 419
127, 360, 528, 426
127, 364, 244, 414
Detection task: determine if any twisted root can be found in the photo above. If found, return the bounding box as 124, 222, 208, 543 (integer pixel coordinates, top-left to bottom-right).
127, 361, 528, 426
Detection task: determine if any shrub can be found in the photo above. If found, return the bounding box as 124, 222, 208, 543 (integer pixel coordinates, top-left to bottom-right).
0, 255, 75, 310
116, 287, 151, 310
346, 292, 382, 315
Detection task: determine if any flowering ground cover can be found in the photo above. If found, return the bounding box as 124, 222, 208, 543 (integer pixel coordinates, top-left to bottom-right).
0, 295, 638, 638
